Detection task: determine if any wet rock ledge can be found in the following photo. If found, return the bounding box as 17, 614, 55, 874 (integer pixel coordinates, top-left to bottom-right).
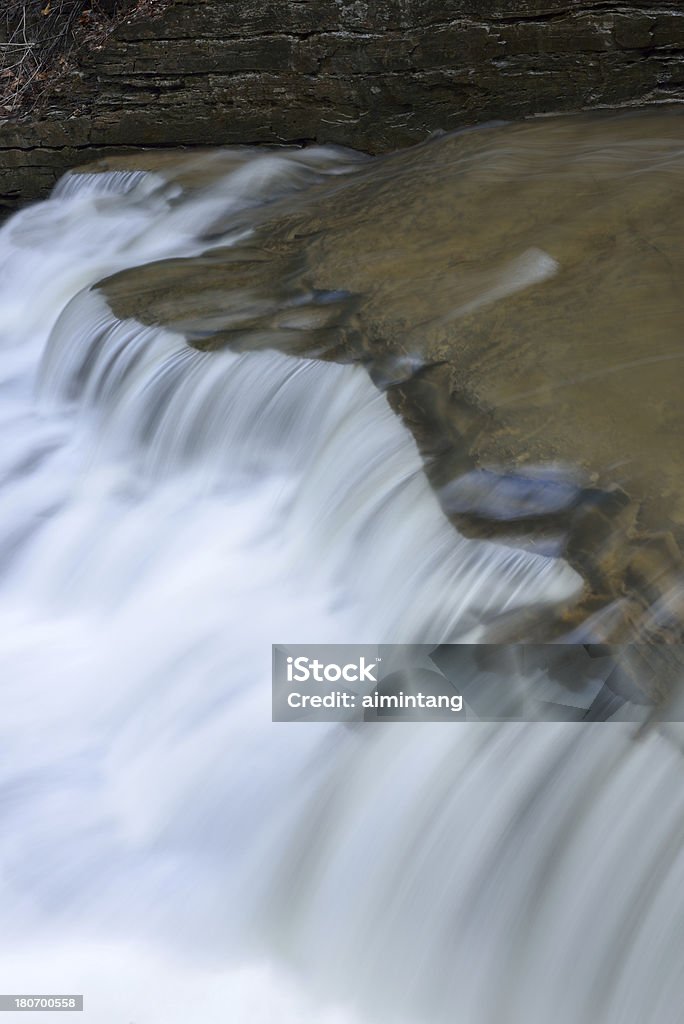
2, 0, 684, 213
95, 107, 684, 646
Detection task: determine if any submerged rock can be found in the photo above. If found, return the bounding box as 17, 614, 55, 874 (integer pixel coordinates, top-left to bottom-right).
438, 467, 584, 521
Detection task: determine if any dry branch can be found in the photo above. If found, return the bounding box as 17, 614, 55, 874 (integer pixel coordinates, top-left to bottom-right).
0, 0, 166, 117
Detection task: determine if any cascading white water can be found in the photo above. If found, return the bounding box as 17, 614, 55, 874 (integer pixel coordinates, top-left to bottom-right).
0, 154, 682, 1024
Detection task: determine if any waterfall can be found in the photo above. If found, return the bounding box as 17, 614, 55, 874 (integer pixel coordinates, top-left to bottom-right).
0, 151, 681, 1024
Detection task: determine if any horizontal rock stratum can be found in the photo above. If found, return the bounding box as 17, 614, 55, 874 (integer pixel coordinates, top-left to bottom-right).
2, 0, 684, 213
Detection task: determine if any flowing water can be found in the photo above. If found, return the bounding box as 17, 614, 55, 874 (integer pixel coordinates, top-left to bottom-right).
0, 115, 683, 1023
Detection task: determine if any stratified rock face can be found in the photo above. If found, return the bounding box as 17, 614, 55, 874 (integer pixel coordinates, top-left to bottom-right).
1, 0, 684, 212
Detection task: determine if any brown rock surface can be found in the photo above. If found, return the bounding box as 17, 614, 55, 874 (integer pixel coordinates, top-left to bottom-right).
98, 107, 684, 641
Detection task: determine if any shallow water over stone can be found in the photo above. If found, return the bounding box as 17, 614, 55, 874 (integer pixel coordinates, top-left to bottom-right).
89, 107, 684, 644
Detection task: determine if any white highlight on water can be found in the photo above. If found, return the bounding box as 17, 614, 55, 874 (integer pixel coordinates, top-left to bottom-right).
0, 154, 679, 1024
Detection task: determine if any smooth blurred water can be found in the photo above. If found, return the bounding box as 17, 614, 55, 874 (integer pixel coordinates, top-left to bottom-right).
0, 153, 681, 1024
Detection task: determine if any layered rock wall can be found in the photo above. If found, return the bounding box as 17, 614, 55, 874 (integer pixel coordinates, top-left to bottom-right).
1, 0, 684, 212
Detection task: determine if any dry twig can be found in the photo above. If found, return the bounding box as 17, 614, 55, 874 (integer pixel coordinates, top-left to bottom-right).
0, 0, 167, 118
